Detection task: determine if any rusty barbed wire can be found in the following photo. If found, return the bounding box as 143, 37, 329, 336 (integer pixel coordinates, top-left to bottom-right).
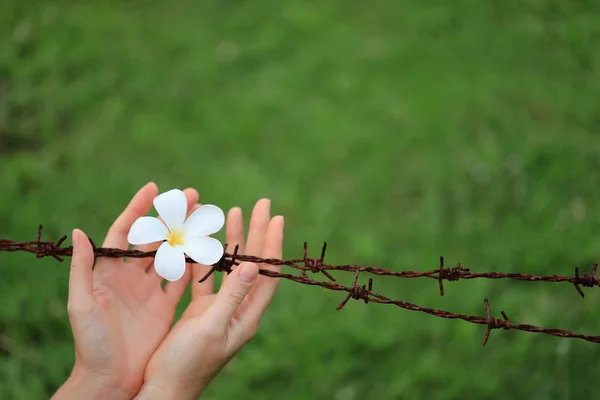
2, 225, 600, 345
3, 226, 597, 298
256, 268, 600, 345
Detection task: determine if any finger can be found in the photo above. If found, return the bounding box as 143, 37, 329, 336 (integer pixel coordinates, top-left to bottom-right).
238, 216, 284, 329
221, 199, 269, 289
226, 207, 246, 255
68, 229, 95, 312
205, 262, 259, 330
164, 261, 193, 304
190, 260, 214, 299
102, 182, 159, 249
132, 188, 199, 271
245, 199, 270, 256
217, 207, 246, 291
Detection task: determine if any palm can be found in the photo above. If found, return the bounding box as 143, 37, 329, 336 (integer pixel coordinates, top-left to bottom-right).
92, 259, 176, 373
143, 198, 284, 391
72, 184, 199, 390
142, 295, 219, 387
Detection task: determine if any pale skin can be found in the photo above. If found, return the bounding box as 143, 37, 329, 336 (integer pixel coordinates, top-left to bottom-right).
52, 182, 283, 399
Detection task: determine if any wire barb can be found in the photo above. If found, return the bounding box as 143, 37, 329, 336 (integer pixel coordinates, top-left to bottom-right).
34, 225, 66, 262
573, 263, 599, 298
336, 269, 373, 310
302, 242, 336, 281
482, 298, 510, 346
437, 256, 470, 296
198, 244, 238, 283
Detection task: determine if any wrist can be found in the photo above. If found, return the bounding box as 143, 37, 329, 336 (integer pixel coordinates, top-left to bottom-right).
134, 380, 206, 400
52, 366, 136, 400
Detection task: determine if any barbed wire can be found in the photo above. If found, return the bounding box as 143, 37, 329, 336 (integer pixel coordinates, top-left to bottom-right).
2, 225, 600, 346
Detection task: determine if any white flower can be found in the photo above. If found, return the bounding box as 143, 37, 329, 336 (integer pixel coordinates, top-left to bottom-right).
127, 189, 225, 281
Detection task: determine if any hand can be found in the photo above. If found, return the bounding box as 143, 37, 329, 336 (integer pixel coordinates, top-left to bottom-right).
53, 182, 199, 399
135, 199, 284, 400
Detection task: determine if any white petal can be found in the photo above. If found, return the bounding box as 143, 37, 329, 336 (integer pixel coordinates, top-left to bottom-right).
181, 236, 224, 265
183, 204, 225, 236
127, 217, 169, 245
153, 189, 187, 230
154, 242, 186, 281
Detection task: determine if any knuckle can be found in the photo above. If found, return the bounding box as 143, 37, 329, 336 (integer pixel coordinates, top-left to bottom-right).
244, 324, 259, 342
93, 286, 110, 298
67, 301, 91, 317
197, 324, 221, 341
225, 289, 246, 308
92, 285, 114, 307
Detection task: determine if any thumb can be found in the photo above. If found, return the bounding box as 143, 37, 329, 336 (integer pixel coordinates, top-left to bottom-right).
207, 262, 259, 329
68, 229, 95, 312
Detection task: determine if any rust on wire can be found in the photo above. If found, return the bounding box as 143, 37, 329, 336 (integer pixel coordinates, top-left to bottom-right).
482, 298, 510, 346
34, 225, 67, 262
3, 226, 600, 345
438, 256, 470, 296
198, 243, 238, 283
573, 263, 599, 298
302, 242, 336, 282
336, 269, 372, 310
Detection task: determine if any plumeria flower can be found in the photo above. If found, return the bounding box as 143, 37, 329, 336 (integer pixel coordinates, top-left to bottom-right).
127, 189, 225, 281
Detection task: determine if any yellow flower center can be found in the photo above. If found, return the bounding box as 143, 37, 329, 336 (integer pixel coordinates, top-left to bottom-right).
166, 230, 185, 246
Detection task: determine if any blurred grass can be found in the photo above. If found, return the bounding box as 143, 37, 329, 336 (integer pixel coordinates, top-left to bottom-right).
1, 1, 600, 399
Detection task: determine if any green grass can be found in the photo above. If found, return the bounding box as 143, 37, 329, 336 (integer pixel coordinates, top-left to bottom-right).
2, 1, 600, 399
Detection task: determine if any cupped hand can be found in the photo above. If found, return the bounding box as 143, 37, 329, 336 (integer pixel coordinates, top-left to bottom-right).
53, 182, 199, 399
136, 198, 284, 400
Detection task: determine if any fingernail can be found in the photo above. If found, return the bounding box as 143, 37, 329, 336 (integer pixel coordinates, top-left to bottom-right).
72, 230, 79, 246
239, 263, 258, 283
260, 198, 271, 208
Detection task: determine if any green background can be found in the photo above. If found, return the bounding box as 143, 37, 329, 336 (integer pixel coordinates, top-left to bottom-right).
2, 1, 600, 399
